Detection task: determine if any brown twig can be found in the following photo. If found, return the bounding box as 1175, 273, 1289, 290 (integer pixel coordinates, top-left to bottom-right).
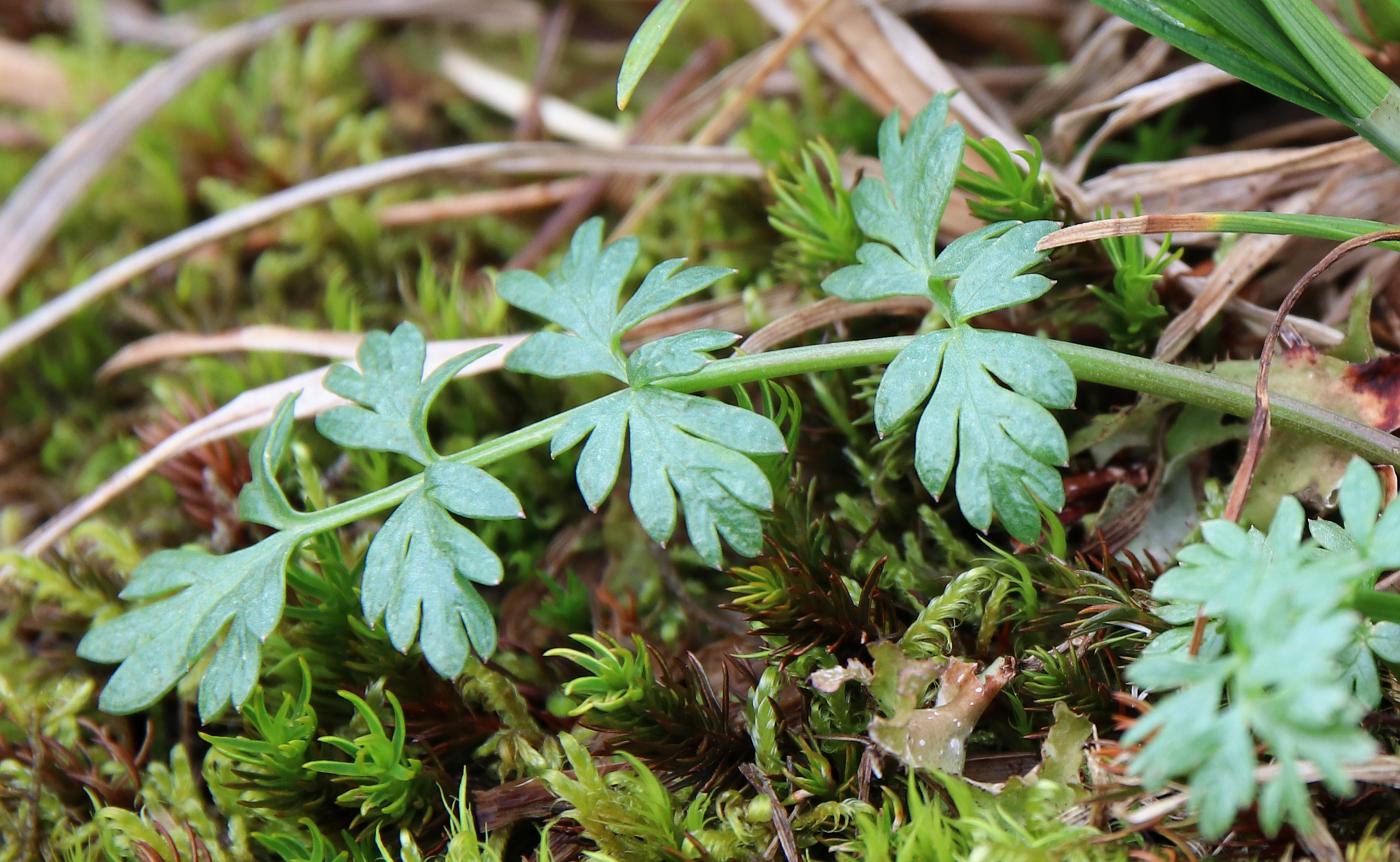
515, 0, 575, 142
1223, 229, 1400, 523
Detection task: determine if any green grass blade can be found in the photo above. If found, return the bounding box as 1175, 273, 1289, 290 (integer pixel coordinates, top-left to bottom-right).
1092, 0, 1345, 121
616, 0, 693, 110
1261, 0, 1392, 116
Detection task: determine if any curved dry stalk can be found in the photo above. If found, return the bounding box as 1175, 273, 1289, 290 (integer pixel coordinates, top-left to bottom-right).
1224, 229, 1400, 522
97, 326, 367, 379
1038, 213, 1349, 346
738, 295, 931, 354
0, 0, 537, 299
441, 50, 623, 146
0, 142, 762, 366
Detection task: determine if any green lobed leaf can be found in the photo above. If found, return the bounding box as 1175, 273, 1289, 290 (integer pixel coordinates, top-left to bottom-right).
550, 387, 785, 566
361, 461, 523, 677
498, 219, 778, 564
316, 323, 497, 465
821, 97, 1068, 542
78, 533, 300, 719
875, 327, 1073, 543
498, 219, 732, 383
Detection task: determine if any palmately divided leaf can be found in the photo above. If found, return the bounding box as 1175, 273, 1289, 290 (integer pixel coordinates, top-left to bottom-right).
875, 327, 1073, 543
77, 533, 300, 720
498, 218, 779, 564
848, 95, 961, 279
820, 96, 1067, 543
933, 220, 1060, 321
316, 323, 497, 465
362, 460, 523, 677
238, 393, 303, 529
550, 388, 785, 566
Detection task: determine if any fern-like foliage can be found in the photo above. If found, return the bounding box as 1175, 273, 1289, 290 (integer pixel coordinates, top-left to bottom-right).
1126, 458, 1400, 837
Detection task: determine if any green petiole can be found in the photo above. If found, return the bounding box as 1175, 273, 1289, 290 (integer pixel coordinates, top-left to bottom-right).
278, 335, 1400, 540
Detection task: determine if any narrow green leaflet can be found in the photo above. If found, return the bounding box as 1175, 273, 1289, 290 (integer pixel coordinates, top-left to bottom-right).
78, 532, 300, 721
616, 0, 693, 110
498, 218, 784, 566
362, 461, 522, 677
81, 323, 519, 717
1125, 460, 1400, 837
822, 96, 1068, 543
238, 394, 304, 529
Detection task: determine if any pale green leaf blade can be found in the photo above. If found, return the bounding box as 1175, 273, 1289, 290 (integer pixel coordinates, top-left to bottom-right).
1338, 456, 1381, 544
576, 402, 628, 510
317, 322, 434, 464
938, 220, 1059, 321
643, 386, 786, 454
78, 534, 298, 718
969, 330, 1076, 409
616, 0, 693, 110
626, 329, 736, 385
499, 218, 640, 376
891, 327, 1071, 541
874, 330, 948, 435
553, 388, 780, 565
506, 332, 626, 381
821, 242, 930, 302
627, 408, 679, 544
362, 488, 508, 678
425, 461, 524, 521
853, 98, 961, 271
1190, 710, 1258, 838
496, 269, 585, 333
822, 96, 963, 305
1369, 621, 1400, 663
614, 259, 733, 334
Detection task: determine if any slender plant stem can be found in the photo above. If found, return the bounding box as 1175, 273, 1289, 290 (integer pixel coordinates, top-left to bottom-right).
280, 335, 1400, 540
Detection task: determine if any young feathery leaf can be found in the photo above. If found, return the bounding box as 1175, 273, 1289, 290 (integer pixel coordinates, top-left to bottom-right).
1126, 461, 1399, 837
